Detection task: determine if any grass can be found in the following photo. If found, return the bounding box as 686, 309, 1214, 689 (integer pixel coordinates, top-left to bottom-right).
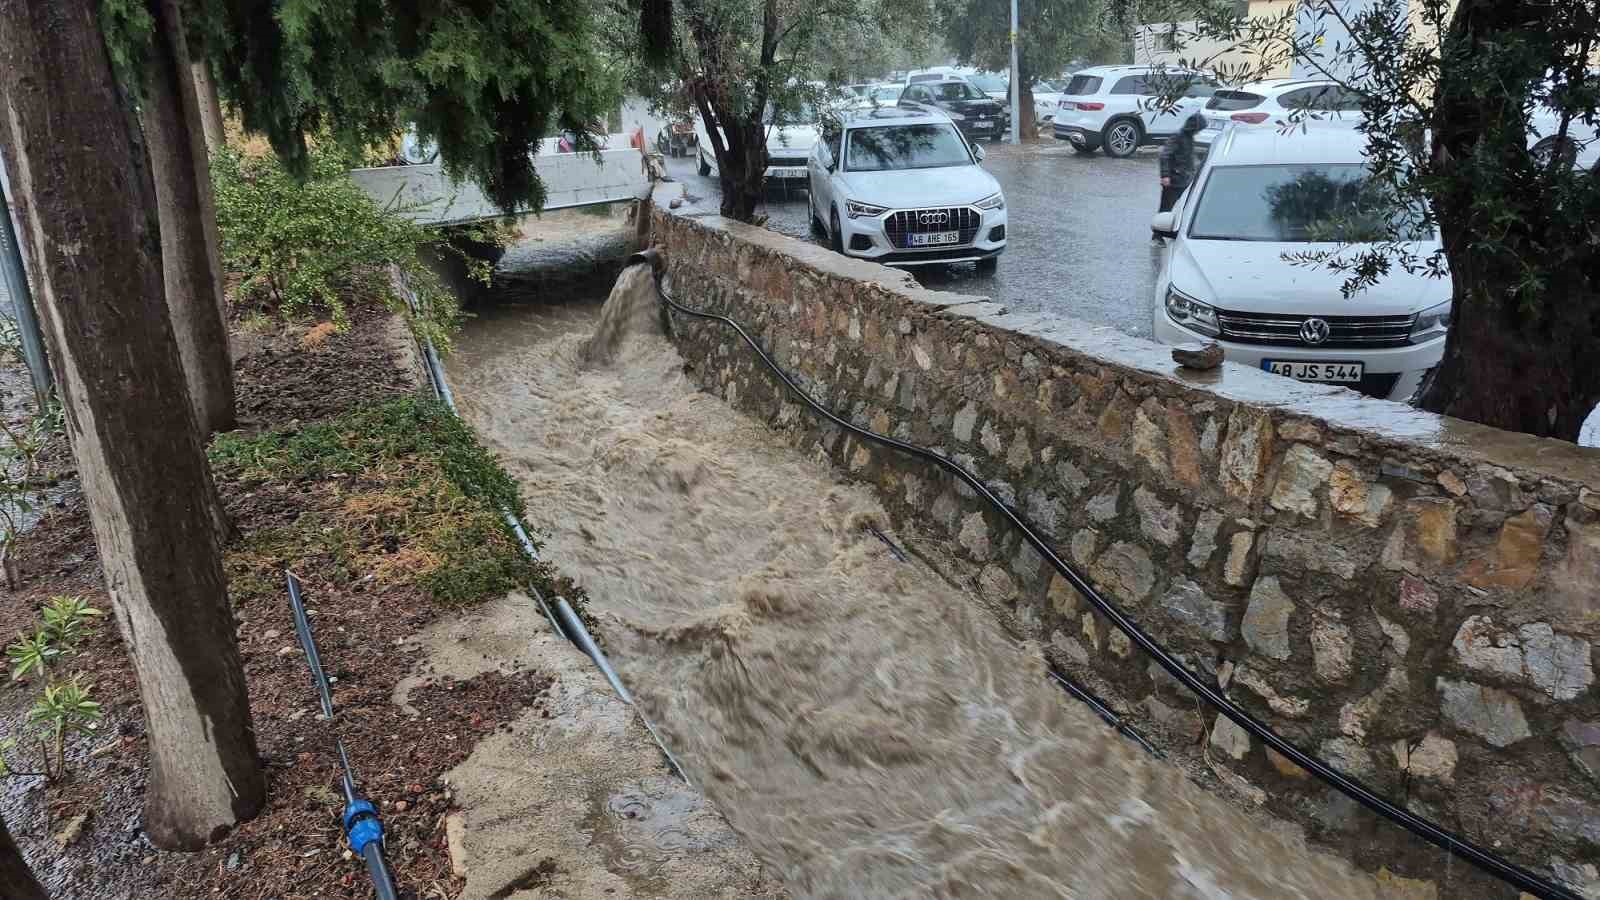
210, 396, 541, 606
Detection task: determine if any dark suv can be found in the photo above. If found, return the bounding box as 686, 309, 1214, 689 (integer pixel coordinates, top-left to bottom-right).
899, 78, 1009, 142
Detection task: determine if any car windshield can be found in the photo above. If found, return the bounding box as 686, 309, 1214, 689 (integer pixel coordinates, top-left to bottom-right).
931, 81, 988, 102
869, 86, 903, 102
762, 102, 816, 125
1188, 163, 1428, 242
968, 73, 1007, 92
845, 123, 973, 171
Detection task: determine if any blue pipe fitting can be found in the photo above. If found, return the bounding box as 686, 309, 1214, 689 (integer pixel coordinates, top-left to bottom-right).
343, 799, 384, 855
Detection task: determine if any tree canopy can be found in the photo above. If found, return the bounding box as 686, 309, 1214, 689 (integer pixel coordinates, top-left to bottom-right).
941, 0, 1123, 85
193, 0, 636, 213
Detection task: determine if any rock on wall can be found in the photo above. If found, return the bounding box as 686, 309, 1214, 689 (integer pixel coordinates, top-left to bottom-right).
649, 204, 1600, 898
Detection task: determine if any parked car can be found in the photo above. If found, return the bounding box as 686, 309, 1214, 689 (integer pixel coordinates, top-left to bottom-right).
848, 83, 905, 109
807, 107, 1007, 270
1150, 125, 1447, 402
1053, 65, 1217, 157
1195, 79, 1361, 156
905, 66, 969, 85
967, 71, 1009, 101
899, 77, 1010, 142
695, 103, 820, 187
1528, 71, 1600, 170
1031, 79, 1065, 124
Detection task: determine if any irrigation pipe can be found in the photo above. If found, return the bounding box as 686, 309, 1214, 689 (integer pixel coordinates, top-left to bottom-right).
286, 572, 400, 900
636, 249, 1579, 900
393, 268, 691, 784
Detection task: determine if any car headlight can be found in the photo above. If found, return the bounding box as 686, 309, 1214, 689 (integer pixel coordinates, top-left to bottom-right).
1409, 299, 1451, 342
976, 192, 1005, 210
846, 199, 889, 219
1164, 285, 1219, 337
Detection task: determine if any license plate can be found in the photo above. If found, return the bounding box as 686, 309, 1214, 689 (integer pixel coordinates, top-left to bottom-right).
1264, 360, 1365, 383
910, 231, 959, 246
766, 166, 806, 179
971, 120, 993, 130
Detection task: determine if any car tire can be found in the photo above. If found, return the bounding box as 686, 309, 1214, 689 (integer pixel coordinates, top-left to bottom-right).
698, 152, 712, 177
976, 256, 998, 274
809, 187, 826, 236
1103, 119, 1142, 158
829, 208, 845, 255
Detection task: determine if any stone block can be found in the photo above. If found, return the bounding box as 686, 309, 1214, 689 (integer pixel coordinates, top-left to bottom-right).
1025, 490, 1064, 540
1436, 470, 1467, 497
1219, 407, 1275, 502
1096, 393, 1129, 442
1389, 499, 1459, 568
1166, 405, 1202, 487
1397, 575, 1438, 615
1055, 460, 1088, 496
953, 402, 978, 442
1131, 408, 1168, 475
1278, 419, 1322, 443
1133, 487, 1181, 547
1320, 736, 1374, 778
978, 564, 1018, 602
1467, 465, 1527, 511
1451, 616, 1594, 701
1437, 677, 1532, 747
1223, 531, 1256, 586
1262, 528, 1358, 579
1560, 719, 1600, 787
1086, 489, 1119, 523
1159, 579, 1231, 642
1209, 713, 1252, 760
1270, 444, 1334, 518
979, 419, 1003, 455
1374, 868, 1439, 900
1329, 461, 1393, 528
1188, 510, 1224, 569
1141, 695, 1202, 743
1375, 611, 1411, 659
1464, 505, 1553, 591
1108, 629, 1132, 658
1340, 667, 1409, 741
1266, 747, 1309, 779
1233, 664, 1311, 718
1080, 612, 1101, 651
959, 512, 994, 561
1051, 631, 1090, 666
1243, 576, 1295, 660
1551, 514, 1600, 634
1391, 734, 1457, 784
1312, 617, 1354, 684
1090, 542, 1156, 604
1069, 528, 1099, 569
1047, 573, 1081, 617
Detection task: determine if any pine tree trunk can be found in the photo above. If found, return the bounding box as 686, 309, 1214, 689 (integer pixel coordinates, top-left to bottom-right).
1018, 81, 1038, 142
0, 0, 265, 851
140, 0, 236, 436
1418, 0, 1600, 440
0, 815, 47, 900
190, 60, 226, 156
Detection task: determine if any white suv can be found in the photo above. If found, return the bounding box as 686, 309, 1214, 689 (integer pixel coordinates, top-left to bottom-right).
808, 107, 1007, 269
1195, 79, 1360, 156
1151, 126, 1448, 402
1053, 65, 1217, 157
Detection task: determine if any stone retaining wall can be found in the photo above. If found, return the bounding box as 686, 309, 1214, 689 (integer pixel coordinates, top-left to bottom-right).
648, 201, 1600, 898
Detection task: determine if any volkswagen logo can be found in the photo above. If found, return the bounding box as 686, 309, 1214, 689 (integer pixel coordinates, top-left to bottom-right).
918, 211, 950, 226
1299, 317, 1331, 345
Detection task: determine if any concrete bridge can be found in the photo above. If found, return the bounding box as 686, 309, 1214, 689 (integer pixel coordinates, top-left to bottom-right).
348, 146, 654, 227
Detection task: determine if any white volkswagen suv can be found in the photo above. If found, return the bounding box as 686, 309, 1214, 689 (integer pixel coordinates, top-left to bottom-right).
808, 107, 1007, 270
1151, 126, 1448, 401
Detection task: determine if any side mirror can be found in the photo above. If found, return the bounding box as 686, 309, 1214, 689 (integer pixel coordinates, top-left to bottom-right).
1151, 211, 1177, 238
973, 143, 987, 163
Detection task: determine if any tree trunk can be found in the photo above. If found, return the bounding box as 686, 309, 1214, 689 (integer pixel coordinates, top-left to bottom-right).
0, 815, 47, 900
1419, 0, 1600, 440
0, 0, 266, 851
1018, 81, 1038, 141
190, 59, 226, 156
140, 0, 236, 436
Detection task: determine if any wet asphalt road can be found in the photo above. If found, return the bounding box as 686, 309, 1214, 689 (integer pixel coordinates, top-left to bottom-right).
665, 140, 1169, 339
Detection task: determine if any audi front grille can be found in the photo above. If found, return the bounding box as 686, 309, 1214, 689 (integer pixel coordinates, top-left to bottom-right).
1215, 310, 1418, 348
883, 207, 981, 249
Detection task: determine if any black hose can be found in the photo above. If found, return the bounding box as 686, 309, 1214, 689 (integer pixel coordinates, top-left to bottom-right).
647, 262, 1578, 900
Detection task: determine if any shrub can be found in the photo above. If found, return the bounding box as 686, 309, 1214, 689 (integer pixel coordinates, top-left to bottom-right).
211, 144, 498, 351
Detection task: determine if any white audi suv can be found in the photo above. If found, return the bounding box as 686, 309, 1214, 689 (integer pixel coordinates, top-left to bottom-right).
807, 107, 1007, 269
1151, 126, 1448, 401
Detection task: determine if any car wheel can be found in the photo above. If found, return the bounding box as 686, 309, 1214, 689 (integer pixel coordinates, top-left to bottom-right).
1532, 136, 1579, 170
698, 152, 712, 177
1103, 119, 1141, 158
829, 208, 845, 255
809, 186, 826, 236
976, 256, 998, 274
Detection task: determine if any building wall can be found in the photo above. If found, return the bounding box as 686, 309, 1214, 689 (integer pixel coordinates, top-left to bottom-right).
649, 200, 1600, 899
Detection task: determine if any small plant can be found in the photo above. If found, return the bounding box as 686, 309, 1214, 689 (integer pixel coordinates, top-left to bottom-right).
0, 391, 66, 588
1, 597, 103, 781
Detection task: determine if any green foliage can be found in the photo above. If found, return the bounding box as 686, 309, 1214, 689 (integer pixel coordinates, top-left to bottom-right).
96, 0, 155, 100
1, 597, 103, 781
941, 0, 1124, 86
210, 396, 533, 605
194, 0, 624, 213
210, 144, 468, 350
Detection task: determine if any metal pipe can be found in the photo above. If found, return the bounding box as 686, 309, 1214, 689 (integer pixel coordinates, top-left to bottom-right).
554, 597, 691, 785
651, 273, 1580, 900
0, 159, 50, 403
286, 571, 335, 720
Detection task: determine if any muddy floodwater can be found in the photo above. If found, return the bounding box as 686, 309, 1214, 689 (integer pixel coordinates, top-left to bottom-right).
444, 262, 1380, 898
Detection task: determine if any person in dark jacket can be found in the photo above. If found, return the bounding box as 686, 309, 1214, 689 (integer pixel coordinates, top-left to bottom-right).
1155, 112, 1206, 240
